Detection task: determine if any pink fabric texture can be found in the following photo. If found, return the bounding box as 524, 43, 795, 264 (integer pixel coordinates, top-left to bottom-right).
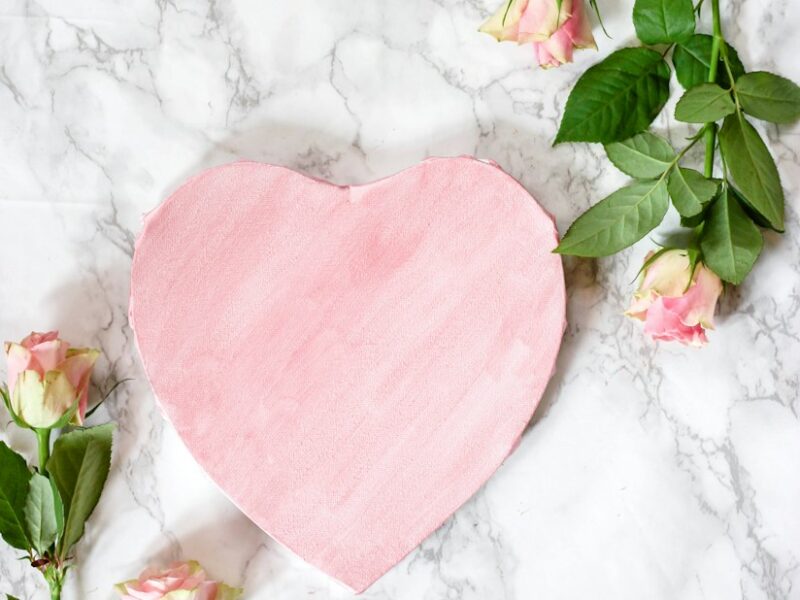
130, 157, 566, 592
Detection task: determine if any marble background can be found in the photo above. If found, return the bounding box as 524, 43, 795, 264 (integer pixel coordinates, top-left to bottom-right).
1, 0, 799, 598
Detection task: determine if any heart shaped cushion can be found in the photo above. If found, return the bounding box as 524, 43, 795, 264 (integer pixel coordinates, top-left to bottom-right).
130, 156, 565, 592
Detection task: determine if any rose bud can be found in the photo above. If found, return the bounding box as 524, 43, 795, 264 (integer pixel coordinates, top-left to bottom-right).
626, 249, 723, 346
480, 0, 597, 68
3, 331, 99, 428
115, 561, 242, 600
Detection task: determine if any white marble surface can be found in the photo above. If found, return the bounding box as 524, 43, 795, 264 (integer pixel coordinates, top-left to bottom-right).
1, 0, 799, 598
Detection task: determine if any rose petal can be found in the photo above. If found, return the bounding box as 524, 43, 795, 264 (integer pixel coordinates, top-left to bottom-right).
20, 331, 59, 349
534, 42, 559, 68
192, 581, 219, 600
61, 348, 100, 425
519, 0, 573, 42
626, 290, 656, 321
666, 264, 723, 329
28, 339, 69, 373
12, 370, 75, 428
4, 342, 35, 396
537, 26, 574, 64
215, 584, 244, 600
479, 0, 528, 41
123, 587, 167, 600
115, 561, 219, 600
644, 297, 707, 346
638, 250, 693, 300
562, 0, 597, 48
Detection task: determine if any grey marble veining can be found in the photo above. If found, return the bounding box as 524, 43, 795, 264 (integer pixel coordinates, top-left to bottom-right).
1, 0, 799, 598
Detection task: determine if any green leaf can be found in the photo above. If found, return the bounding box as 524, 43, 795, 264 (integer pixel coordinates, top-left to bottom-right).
701, 190, 763, 284
605, 131, 675, 178
50, 477, 64, 544
730, 186, 772, 229
0, 442, 32, 550
7, 595, 21, 600
736, 71, 800, 124
555, 48, 671, 144
675, 83, 736, 123
588, 0, 609, 37
673, 34, 745, 89
667, 168, 719, 217
555, 179, 669, 257
719, 113, 784, 231
680, 211, 706, 228
24, 473, 59, 555
632, 0, 695, 44
47, 424, 114, 559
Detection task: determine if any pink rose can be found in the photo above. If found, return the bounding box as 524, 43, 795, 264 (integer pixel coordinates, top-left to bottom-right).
115, 561, 242, 600
627, 250, 723, 346
480, 0, 597, 68
3, 331, 99, 428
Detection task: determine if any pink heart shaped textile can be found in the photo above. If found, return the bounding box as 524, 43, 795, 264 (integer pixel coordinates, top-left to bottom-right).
130, 156, 565, 592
